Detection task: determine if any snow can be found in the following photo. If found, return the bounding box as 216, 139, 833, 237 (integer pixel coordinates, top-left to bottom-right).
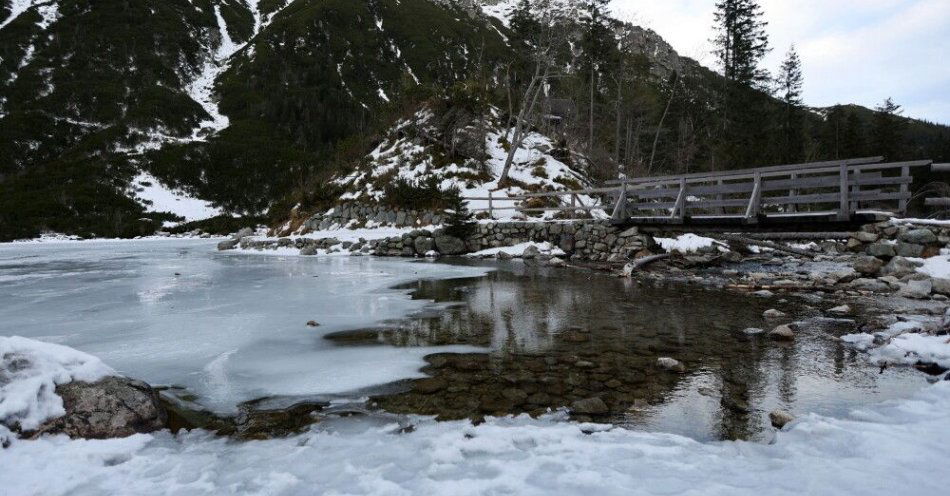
0, 240, 490, 413
842, 319, 950, 368
889, 217, 950, 227
0, 0, 44, 31
333, 109, 607, 222
0, 336, 114, 431
655, 233, 722, 254
130, 172, 223, 225
466, 241, 565, 258
2, 374, 949, 495
912, 251, 950, 279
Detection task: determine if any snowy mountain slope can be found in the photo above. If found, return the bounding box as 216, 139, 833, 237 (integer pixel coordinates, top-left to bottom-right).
332, 105, 604, 220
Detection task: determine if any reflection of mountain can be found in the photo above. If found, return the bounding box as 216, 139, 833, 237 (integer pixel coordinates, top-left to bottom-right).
364, 265, 923, 440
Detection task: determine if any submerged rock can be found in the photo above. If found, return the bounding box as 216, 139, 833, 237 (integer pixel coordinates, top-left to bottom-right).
571, 397, 608, 415
768, 324, 795, 341
29, 377, 166, 439
763, 309, 786, 319
656, 357, 686, 373
828, 305, 851, 315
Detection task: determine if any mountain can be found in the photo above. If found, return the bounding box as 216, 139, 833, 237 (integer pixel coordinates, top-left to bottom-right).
1, 0, 947, 240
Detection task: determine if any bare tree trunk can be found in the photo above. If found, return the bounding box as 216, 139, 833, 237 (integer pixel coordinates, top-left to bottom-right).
504, 64, 514, 141
648, 75, 678, 175
588, 66, 595, 149
614, 77, 623, 173
498, 65, 547, 185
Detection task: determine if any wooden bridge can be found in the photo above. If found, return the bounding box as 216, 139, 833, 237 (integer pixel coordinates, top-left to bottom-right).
467, 157, 947, 228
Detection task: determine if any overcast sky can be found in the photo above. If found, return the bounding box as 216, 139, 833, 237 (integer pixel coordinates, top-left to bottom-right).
609, 0, 950, 125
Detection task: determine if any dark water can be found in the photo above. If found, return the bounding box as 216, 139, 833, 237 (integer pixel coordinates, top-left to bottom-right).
330, 260, 925, 441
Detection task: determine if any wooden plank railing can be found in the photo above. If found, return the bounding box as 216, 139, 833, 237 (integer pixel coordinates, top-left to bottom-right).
464, 158, 938, 223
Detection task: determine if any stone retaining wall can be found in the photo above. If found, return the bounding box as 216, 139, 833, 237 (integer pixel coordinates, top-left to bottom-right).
303, 202, 442, 231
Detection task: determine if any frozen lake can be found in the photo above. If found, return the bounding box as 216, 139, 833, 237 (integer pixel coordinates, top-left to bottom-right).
0, 239, 489, 413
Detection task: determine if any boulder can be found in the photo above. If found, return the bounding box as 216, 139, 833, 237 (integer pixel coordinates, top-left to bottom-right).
848, 278, 891, 292
30, 377, 166, 439
881, 256, 923, 277
233, 227, 254, 240
546, 256, 566, 267
854, 231, 879, 243
827, 304, 851, 314
769, 410, 795, 429
413, 237, 434, 256
768, 324, 795, 340
932, 278, 950, 296
434, 235, 466, 255
895, 242, 924, 258
558, 233, 576, 253
656, 357, 686, 373
900, 228, 937, 245
217, 238, 239, 251
897, 279, 932, 299
522, 245, 541, 259
299, 245, 318, 256
762, 309, 786, 319
496, 251, 514, 260
852, 256, 884, 276
866, 242, 896, 258
571, 397, 609, 415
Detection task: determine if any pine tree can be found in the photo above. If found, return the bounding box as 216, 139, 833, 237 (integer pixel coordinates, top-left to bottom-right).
579, 0, 615, 148
841, 110, 867, 158
509, 0, 539, 47
711, 0, 772, 167
872, 98, 906, 160
713, 0, 770, 88
775, 45, 805, 163
442, 187, 476, 239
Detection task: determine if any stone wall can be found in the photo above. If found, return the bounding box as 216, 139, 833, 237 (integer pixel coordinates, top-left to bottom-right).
847, 222, 949, 259
236, 220, 657, 262
303, 202, 443, 231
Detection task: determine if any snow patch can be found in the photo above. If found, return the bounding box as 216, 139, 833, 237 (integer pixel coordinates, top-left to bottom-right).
655, 233, 721, 254
130, 172, 223, 225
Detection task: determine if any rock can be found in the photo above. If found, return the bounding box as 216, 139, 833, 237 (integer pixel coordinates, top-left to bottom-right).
901, 228, 937, 245
852, 256, 884, 275
496, 251, 514, 260
742, 327, 765, 335
501, 388, 529, 404
866, 242, 896, 258
763, 309, 786, 319
656, 357, 686, 372
768, 324, 795, 340
30, 377, 166, 439
827, 305, 851, 314
233, 227, 254, 240
434, 235, 466, 255
897, 279, 933, 299
413, 237, 434, 256
932, 278, 950, 296
412, 377, 447, 394
619, 227, 639, 238
299, 245, 318, 256
854, 231, 879, 243
546, 256, 566, 267
306, 320, 319, 327
848, 278, 891, 292
895, 242, 924, 258
558, 233, 575, 253
217, 238, 239, 251
522, 245, 541, 259
769, 409, 795, 429
882, 256, 923, 277
753, 290, 774, 298
571, 397, 609, 415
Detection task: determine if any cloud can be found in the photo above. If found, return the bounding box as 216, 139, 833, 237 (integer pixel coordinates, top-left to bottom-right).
611, 0, 950, 124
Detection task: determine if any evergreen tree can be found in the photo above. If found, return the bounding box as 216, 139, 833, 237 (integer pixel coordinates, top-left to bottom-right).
711, 0, 772, 168
713, 0, 770, 88
775, 45, 805, 163
841, 110, 867, 158
579, 0, 615, 147
442, 187, 476, 239
872, 97, 906, 160
509, 0, 539, 47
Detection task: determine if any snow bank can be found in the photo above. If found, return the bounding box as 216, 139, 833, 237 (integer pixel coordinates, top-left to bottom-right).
912, 252, 950, 279
842, 320, 950, 369
130, 172, 223, 225
466, 241, 565, 258
3, 381, 950, 495
0, 336, 114, 431
655, 233, 721, 254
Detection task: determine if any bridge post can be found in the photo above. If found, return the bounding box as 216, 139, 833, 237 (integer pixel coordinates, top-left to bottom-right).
744, 172, 762, 224
671, 177, 687, 222
837, 162, 850, 221
899, 166, 910, 214
611, 181, 628, 221
788, 173, 798, 213
488, 190, 493, 219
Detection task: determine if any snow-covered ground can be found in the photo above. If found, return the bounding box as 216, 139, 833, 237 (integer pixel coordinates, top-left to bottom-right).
332, 109, 607, 222
129, 172, 224, 226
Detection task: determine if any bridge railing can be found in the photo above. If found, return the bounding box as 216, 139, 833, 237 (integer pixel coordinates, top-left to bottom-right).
464, 158, 940, 224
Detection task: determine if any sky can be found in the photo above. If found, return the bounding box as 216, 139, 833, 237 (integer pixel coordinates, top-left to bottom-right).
609, 0, 950, 125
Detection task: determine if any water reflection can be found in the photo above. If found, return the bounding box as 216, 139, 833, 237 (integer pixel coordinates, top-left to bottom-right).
340, 261, 924, 441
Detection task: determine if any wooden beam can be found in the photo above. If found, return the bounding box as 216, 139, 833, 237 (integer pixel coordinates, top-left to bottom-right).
745, 172, 762, 223
838, 162, 850, 221
925, 197, 950, 207
671, 178, 687, 220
